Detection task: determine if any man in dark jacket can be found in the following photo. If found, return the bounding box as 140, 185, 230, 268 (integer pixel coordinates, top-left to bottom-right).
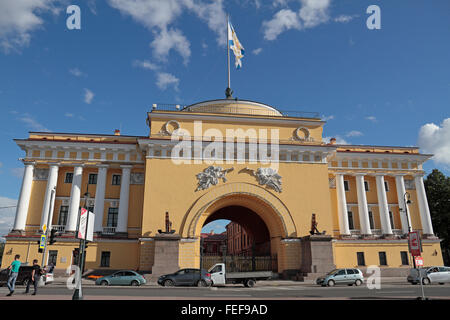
24, 259, 43, 295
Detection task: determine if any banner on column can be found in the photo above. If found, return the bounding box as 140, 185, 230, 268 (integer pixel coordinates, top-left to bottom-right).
77, 208, 95, 242
408, 231, 422, 257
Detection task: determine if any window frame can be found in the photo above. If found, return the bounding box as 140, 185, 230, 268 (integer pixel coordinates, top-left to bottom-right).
112, 174, 122, 186
107, 207, 119, 227
379, 251, 388, 266
64, 172, 73, 184
88, 173, 98, 185
400, 251, 409, 266
58, 206, 69, 226
347, 211, 355, 230
344, 180, 350, 191
100, 251, 111, 267
357, 252, 365, 266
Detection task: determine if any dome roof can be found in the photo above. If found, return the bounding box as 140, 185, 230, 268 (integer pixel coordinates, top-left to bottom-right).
182, 99, 283, 116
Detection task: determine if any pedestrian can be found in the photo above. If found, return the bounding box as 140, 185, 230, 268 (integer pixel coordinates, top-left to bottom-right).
6, 254, 21, 296
24, 259, 43, 295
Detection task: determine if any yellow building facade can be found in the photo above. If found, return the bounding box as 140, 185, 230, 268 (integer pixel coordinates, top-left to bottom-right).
1, 99, 443, 278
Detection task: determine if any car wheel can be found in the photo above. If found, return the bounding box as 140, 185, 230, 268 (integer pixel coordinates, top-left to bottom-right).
422, 277, 431, 285
197, 280, 207, 287
327, 280, 335, 287
355, 279, 362, 286
244, 279, 255, 288
164, 279, 174, 287
131, 280, 140, 287
100, 280, 109, 286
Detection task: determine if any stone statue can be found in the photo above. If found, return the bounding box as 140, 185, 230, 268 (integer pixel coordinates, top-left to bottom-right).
158, 211, 175, 234
240, 167, 282, 193
310, 213, 325, 235
195, 166, 234, 191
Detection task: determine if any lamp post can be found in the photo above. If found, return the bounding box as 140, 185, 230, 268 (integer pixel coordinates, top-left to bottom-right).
400, 192, 416, 269
72, 188, 91, 300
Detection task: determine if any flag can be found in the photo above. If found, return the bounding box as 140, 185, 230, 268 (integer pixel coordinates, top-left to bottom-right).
228, 21, 245, 69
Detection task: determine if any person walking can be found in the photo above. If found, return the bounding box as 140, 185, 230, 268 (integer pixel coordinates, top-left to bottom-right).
24, 259, 43, 295
6, 254, 21, 296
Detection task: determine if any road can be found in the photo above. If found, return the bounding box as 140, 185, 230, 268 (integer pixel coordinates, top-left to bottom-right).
0, 283, 449, 300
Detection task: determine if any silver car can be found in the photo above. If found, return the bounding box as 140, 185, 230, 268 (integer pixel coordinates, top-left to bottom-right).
316, 268, 364, 287
407, 266, 450, 285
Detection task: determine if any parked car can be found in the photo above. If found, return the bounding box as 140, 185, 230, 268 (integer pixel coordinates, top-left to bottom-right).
95, 270, 146, 286
407, 266, 450, 285
316, 268, 364, 287
158, 268, 212, 287
0, 266, 34, 287
42, 272, 54, 285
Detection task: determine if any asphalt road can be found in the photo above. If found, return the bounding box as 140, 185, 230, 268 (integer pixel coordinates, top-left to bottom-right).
0, 283, 449, 300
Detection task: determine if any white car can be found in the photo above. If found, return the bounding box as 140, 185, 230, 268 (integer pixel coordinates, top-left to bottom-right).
408, 266, 450, 285
42, 272, 54, 285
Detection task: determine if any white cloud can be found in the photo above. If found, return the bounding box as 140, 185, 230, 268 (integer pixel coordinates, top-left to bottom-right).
133, 59, 159, 71
150, 28, 191, 65
346, 130, 363, 137
0, 197, 17, 238
0, 0, 61, 53
321, 115, 334, 121
418, 118, 450, 168
298, 0, 331, 28
334, 14, 358, 23
263, 9, 302, 41
84, 88, 94, 104
11, 168, 24, 179
365, 116, 377, 122
323, 136, 350, 145
252, 48, 263, 55
65, 113, 74, 118
69, 68, 85, 77
156, 72, 179, 91
18, 113, 50, 132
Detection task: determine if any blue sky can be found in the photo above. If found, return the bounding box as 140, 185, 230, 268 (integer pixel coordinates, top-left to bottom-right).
0, 0, 449, 235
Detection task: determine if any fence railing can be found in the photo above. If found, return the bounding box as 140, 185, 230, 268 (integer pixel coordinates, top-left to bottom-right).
202, 255, 277, 272
102, 227, 116, 235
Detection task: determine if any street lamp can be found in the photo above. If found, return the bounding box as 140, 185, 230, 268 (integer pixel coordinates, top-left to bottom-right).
399, 192, 416, 268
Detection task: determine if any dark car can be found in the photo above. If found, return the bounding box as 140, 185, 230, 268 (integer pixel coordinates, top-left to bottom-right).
0, 266, 34, 287
158, 268, 212, 287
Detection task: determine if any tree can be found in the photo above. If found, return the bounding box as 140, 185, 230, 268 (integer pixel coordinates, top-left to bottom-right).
424, 169, 450, 265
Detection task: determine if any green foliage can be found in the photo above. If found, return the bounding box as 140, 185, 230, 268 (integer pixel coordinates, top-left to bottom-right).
424, 169, 450, 265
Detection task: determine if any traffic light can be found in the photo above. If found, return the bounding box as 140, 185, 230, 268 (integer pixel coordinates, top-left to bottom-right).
37, 240, 43, 253
49, 229, 57, 245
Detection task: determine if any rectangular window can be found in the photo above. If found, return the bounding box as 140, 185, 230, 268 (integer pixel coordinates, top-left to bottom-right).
384, 181, 389, 192
58, 206, 69, 226
100, 252, 110, 267
357, 252, 365, 266
48, 250, 58, 266
368, 211, 375, 229
364, 181, 369, 191
379, 252, 387, 266
112, 174, 121, 186
88, 173, 98, 185
65, 172, 73, 184
400, 251, 409, 265
347, 211, 354, 230
389, 211, 395, 229
107, 208, 119, 227
344, 180, 349, 191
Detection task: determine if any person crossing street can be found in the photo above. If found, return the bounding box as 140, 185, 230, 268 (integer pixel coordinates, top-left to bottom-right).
24, 259, 44, 295
6, 254, 21, 296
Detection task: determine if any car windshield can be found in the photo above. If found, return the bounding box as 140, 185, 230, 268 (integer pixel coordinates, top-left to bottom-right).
326, 269, 338, 275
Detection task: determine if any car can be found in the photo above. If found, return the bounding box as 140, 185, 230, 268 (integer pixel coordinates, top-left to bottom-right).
407, 266, 450, 285
158, 268, 212, 287
316, 268, 364, 287
95, 270, 146, 286
0, 266, 34, 287
42, 272, 54, 285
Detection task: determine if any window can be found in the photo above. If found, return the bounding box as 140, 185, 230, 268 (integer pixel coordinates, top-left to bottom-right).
389, 211, 395, 229
88, 173, 98, 185
384, 181, 389, 192
368, 211, 375, 229
344, 180, 350, 191
347, 211, 354, 230
100, 252, 110, 267
48, 250, 58, 266
346, 269, 355, 274
400, 251, 409, 265
379, 252, 387, 266
357, 252, 365, 266
107, 208, 119, 227
65, 172, 73, 184
364, 181, 369, 191
58, 206, 69, 226
112, 174, 121, 185
336, 270, 346, 276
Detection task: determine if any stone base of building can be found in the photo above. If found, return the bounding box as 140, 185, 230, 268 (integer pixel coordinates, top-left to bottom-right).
149, 233, 181, 281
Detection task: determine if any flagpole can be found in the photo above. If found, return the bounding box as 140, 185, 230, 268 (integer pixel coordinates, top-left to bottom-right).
226, 14, 232, 99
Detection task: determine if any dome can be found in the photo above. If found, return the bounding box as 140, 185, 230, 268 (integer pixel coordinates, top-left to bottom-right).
182, 99, 283, 117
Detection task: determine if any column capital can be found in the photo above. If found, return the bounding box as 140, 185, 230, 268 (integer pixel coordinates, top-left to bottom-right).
22, 161, 36, 166
352, 172, 366, 177
47, 162, 61, 167
120, 165, 133, 170
413, 173, 425, 178
96, 164, 110, 169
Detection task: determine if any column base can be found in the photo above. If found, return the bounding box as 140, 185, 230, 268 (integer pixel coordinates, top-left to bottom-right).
422, 234, 438, 240
8, 229, 25, 236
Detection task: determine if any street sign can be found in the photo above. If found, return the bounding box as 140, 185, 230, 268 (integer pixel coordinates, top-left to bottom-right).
408, 231, 422, 257
42, 224, 47, 233
39, 235, 46, 249
415, 256, 424, 267
77, 208, 95, 242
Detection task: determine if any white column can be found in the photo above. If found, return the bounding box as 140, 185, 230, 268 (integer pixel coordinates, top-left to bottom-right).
94, 165, 108, 233
66, 166, 83, 232
375, 174, 393, 235
414, 175, 434, 235
355, 174, 372, 235
395, 175, 411, 234
12, 162, 35, 231
40, 164, 59, 230
335, 173, 350, 235
117, 165, 132, 233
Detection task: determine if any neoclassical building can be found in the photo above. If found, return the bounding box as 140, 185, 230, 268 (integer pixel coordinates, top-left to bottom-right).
1, 99, 443, 278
